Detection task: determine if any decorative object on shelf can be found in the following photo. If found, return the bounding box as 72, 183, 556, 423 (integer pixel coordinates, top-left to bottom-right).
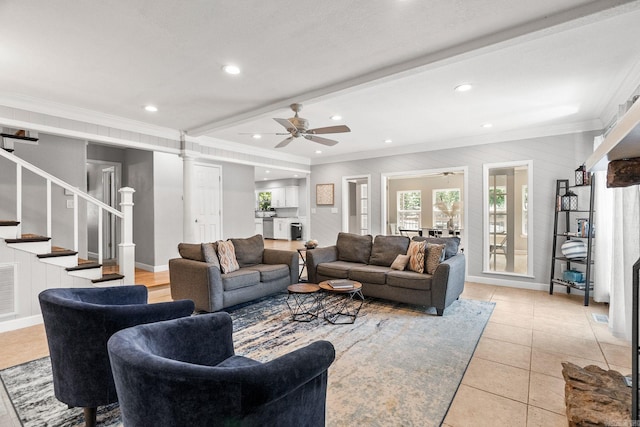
563, 269, 584, 283
316, 183, 334, 205
304, 239, 318, 249
575, 164, 589, 186
560, 190, 578, 211
561, 239, 588, 259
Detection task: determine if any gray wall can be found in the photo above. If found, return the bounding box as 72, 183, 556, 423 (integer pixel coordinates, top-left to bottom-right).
308, 131, 596, 287
222, 162, 257, 239
0, 134, 87, 256
124, 149, 155, 267
153, 152, 183, 268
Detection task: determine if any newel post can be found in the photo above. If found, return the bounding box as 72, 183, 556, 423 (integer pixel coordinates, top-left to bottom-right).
118, 187, 136, 284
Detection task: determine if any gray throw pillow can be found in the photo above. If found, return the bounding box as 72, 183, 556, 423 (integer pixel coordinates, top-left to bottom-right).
230, 234, 264, 267
369, 235, 410, 267
336, 232, 373, 264
412, 236, 460, 259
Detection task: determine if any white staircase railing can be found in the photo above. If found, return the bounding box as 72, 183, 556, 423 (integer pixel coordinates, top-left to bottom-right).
0, 148, 135, 283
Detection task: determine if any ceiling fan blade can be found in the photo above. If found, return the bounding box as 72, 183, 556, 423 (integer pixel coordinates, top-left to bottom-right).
274, 118, 298, 132
275, 136, 294, 148
304, 135, 339, 146
305, 125, 351, 135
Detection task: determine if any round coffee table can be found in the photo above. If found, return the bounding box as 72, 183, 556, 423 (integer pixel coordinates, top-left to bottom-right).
286, 283, 321, 322
318, 280, 365, 324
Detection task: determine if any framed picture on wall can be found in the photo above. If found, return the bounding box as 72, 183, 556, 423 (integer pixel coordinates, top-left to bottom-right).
316, 183, 334, 205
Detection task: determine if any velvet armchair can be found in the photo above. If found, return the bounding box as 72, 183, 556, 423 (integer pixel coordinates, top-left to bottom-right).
38, 285, 195, 427
107, 312, 336, 427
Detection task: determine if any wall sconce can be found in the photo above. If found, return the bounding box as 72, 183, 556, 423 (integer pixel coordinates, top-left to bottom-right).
561, 191, 578, 211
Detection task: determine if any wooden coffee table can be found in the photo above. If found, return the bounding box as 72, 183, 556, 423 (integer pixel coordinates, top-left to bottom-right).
318, 280, 365, 324
286, 283, 321, 322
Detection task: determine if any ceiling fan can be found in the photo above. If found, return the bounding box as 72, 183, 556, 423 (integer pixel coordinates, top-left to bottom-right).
269, 103, 351, 148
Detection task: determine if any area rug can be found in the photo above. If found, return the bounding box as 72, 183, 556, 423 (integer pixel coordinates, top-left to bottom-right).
1, 294, 494, 427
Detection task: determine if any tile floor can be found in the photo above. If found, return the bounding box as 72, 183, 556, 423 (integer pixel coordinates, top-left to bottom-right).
0, 264, 631, 426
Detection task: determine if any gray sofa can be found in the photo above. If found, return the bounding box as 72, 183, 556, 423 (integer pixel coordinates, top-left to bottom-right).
169, 234, 298, 312
306, 232, 465, 315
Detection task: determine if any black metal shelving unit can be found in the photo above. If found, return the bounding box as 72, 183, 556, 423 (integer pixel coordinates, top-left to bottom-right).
549, 179, 595, 306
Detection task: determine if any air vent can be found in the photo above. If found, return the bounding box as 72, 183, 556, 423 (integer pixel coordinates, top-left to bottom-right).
0, 264, 16, 316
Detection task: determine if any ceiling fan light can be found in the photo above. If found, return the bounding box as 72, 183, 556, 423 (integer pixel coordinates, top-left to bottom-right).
222, 64, 241, 75
454, 83, 473, 92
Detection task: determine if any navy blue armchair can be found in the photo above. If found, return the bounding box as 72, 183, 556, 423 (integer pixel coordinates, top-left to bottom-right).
108, 312, 336, 427
38, 285, 195, 427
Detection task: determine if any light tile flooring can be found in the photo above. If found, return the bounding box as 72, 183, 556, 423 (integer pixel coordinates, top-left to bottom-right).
0, 242, 632, 426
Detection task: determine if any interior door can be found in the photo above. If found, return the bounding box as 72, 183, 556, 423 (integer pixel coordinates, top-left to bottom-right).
194, 164, 222, 242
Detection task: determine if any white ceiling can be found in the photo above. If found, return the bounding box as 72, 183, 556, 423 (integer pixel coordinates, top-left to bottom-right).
1, 1, 640, 182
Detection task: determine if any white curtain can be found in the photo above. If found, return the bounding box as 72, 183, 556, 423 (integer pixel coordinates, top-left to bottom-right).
595, 170, 640, 340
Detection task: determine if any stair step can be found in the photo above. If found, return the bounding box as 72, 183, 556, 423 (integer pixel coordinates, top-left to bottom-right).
92, 273, 124, 284
38, 250, 78, 259
5, 236, 51, 243
0, 221, 20, 226
66, 263, 102, 272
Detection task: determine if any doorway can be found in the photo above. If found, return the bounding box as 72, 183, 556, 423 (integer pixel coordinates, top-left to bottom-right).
86, 160, 121, 262
342, 175, 371, 235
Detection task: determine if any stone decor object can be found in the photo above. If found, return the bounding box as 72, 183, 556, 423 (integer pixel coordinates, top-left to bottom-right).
562, 362, 630, 426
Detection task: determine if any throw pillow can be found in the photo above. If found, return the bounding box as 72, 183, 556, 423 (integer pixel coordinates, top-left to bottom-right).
216, 240, 239, 274
412, 236, 460, 259
390, 254, 410, 271
407, 240, 426, 273
336, 232, 373, 264
201, 242, 220, 268
425, 243, 446, 274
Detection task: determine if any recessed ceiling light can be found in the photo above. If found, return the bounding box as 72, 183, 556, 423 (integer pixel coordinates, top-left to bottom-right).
263, 178, 267, 180
330, 115, 342, 121
384, 139, 393, 144
222, 64, 241, 75
265, 170, 270, 174
315, 150, 322, 154
454, 83, 473, 92
144, 105, 158, 112
482, 123, 493, 128
294, 174, 299, 177
252, 134, 262, 139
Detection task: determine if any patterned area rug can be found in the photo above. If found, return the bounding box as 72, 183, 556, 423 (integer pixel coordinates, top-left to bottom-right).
1, 294, 494, 427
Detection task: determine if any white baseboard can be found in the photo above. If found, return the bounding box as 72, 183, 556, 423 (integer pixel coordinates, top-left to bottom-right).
135, 262, 168, 273
466, 275, 549, 292
0, 314, 43, 333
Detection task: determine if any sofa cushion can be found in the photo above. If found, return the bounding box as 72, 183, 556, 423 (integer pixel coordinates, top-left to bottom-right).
230, 234, 264, 267
407, 240, 426, 273
425, 243, 446, 274
245, 264, 290, 282
336, 232, 373, 264
348, 265, 390, 285
201, 242, 220, 268
217, 240, 240, 274
386, 270, 433, 291
412, 236, 460, 259
390, 254, 410, 271
317, 261, 363, 279
368, 235, 410, 267
221, 269, 260, 291
178, 243, 205, 262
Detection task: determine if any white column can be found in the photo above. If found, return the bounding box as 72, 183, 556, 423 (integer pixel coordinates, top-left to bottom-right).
182, 153, 196, 243
118, 187, 136, 284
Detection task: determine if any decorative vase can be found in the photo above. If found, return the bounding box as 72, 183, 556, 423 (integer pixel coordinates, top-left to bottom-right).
561, 240, 587, 259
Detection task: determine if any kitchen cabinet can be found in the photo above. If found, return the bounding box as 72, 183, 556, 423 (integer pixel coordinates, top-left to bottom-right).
271, 188, 286, 207
254, 218, 263, 235
285, 186, 299, 207
273, 218, 290, 240
257, 186, 298, 208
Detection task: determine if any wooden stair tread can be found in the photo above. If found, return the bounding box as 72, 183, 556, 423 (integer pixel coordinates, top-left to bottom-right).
5, 235, 51, 243
1, 132, 39, 142
66, 263, 102, 272
92, 273, 124, 283
0, 220, 20, 226
37, 250, 78, 258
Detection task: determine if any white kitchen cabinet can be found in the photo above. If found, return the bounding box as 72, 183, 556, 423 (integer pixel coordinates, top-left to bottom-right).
284, 186, 299, 207
271, 188, 285, 207
273, 218, 290, 240
254, 218, 263, 235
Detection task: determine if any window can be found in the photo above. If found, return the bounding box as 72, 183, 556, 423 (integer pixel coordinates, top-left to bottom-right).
432, 189, 461, 230
397, 190, 421, 229
522, 185, 528, 236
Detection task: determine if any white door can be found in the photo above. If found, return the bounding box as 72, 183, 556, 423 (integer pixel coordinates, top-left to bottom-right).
194, 164, 222, 242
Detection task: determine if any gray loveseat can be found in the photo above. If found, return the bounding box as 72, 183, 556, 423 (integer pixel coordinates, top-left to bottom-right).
306, 232, 465, 315
169, 234, 298, 312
